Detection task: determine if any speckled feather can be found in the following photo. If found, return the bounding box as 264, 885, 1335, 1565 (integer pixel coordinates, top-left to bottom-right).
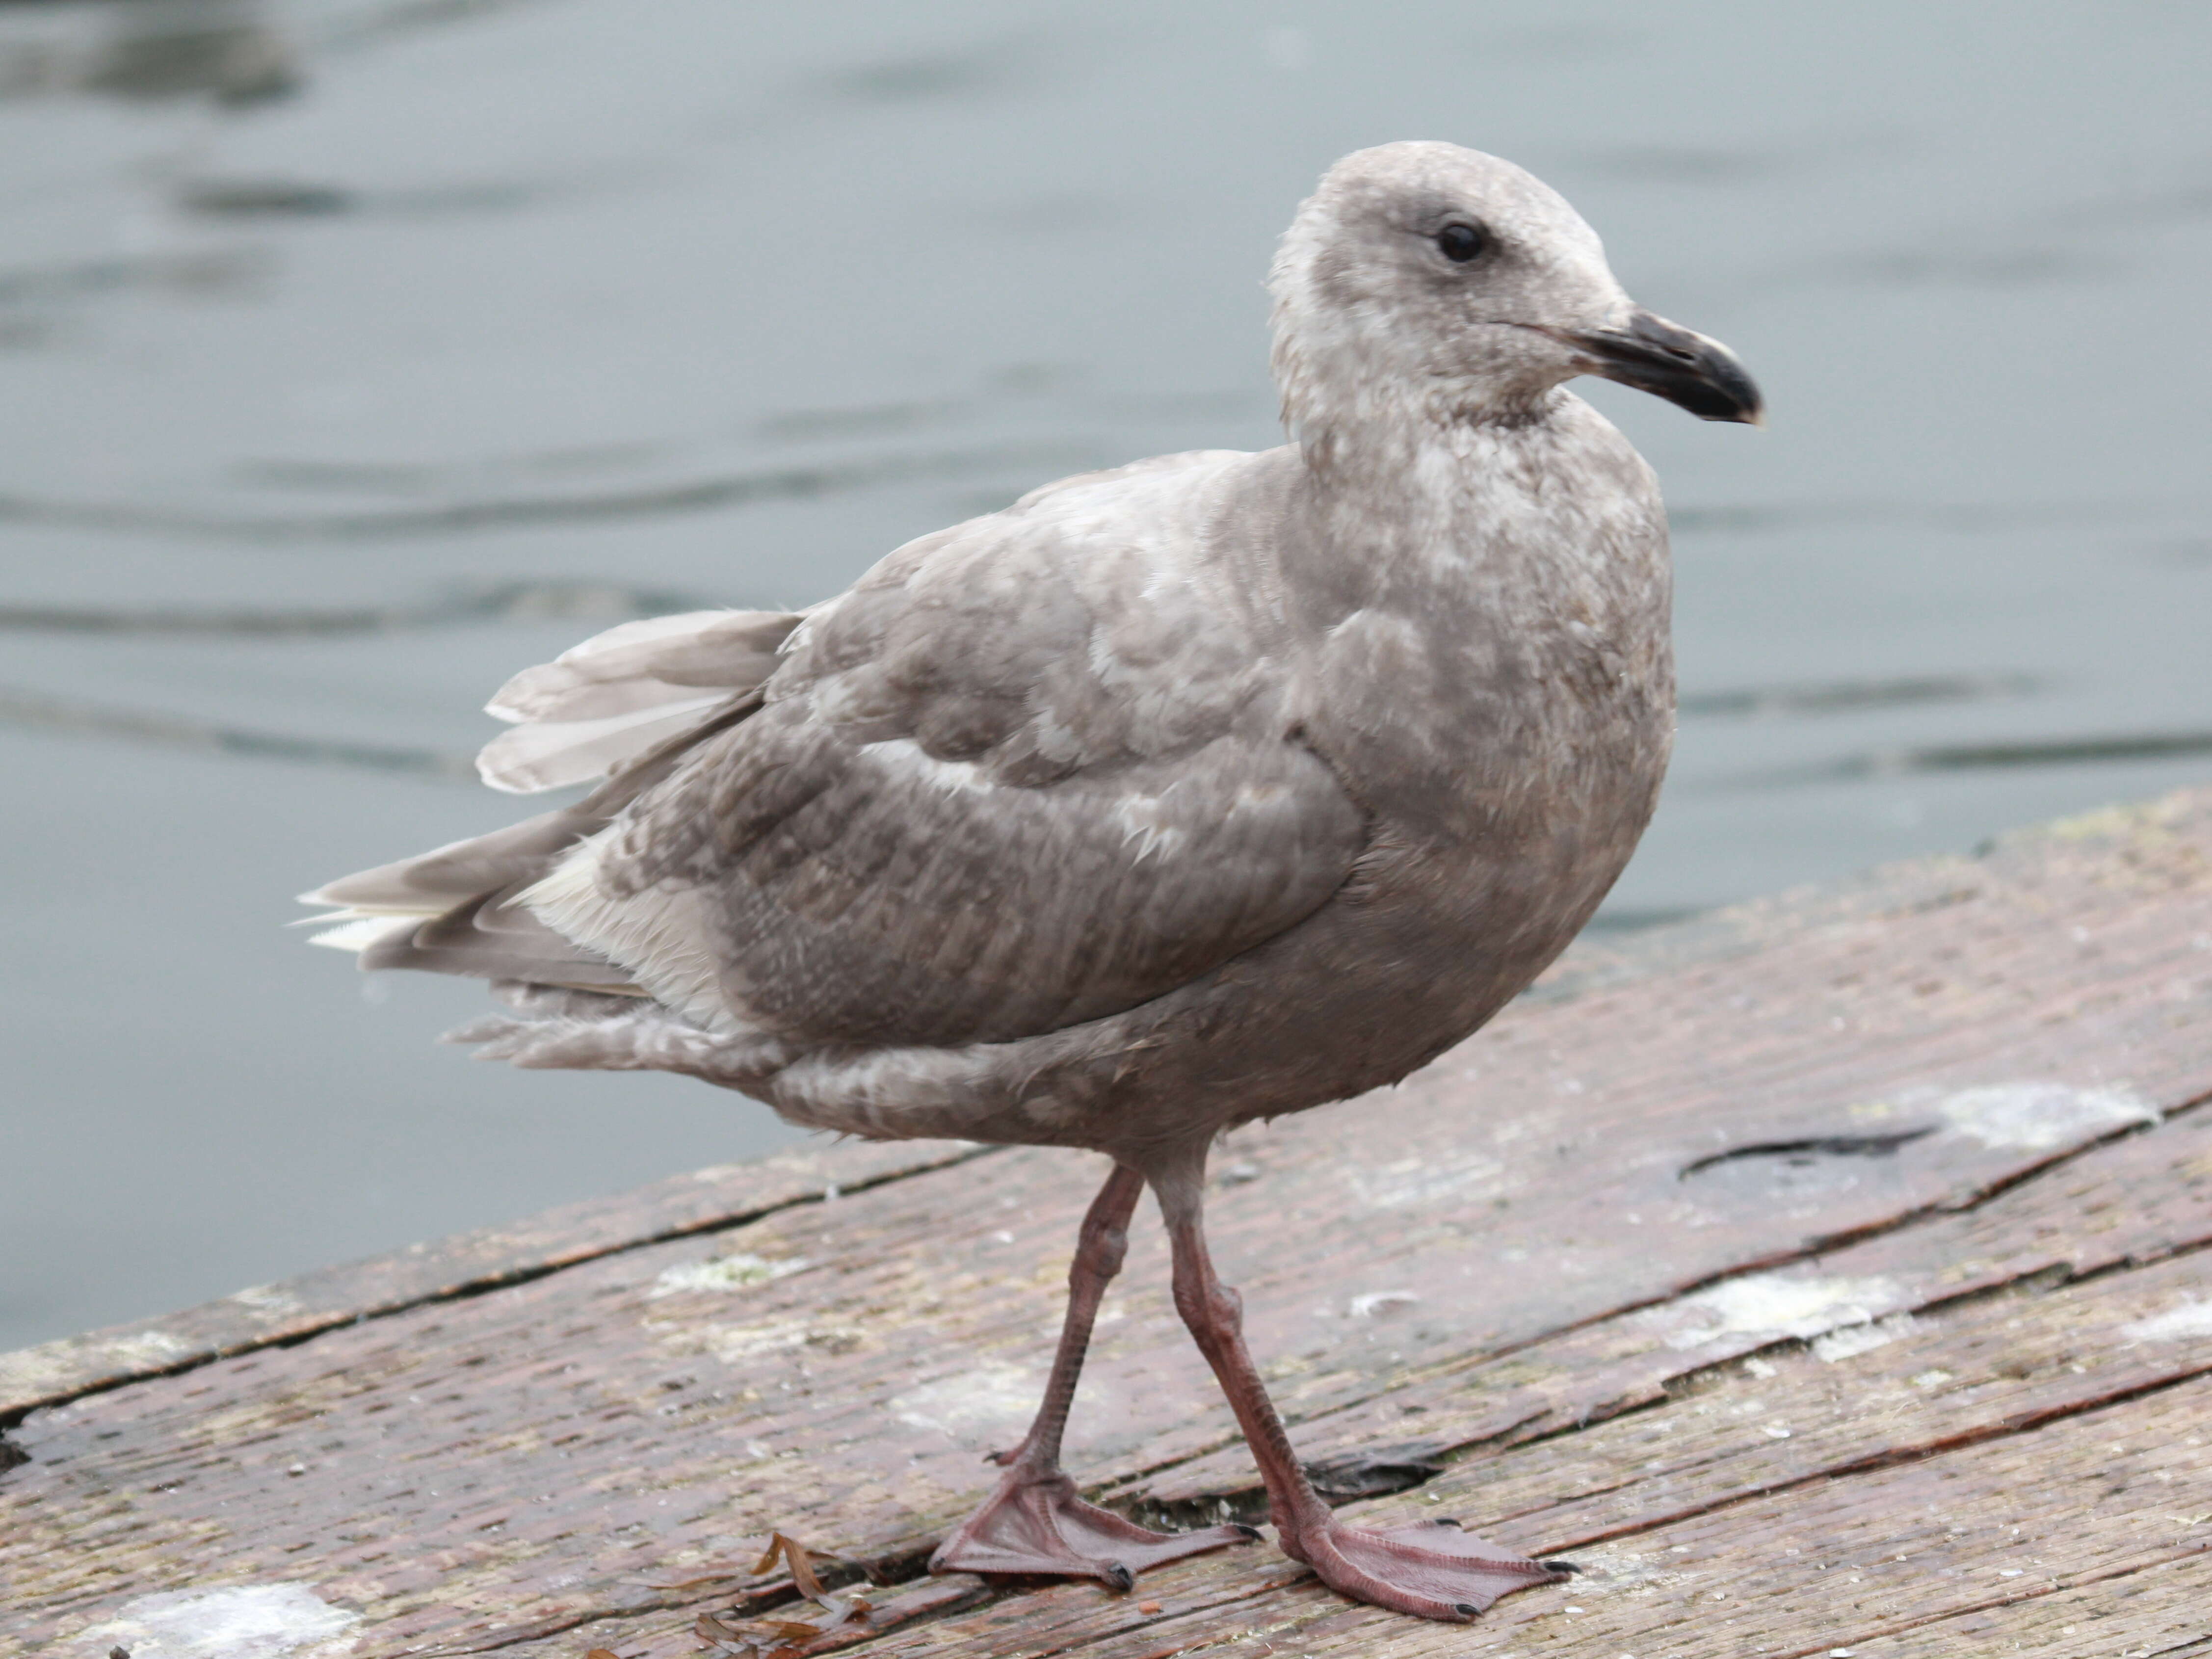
308, 142, 1739, 1166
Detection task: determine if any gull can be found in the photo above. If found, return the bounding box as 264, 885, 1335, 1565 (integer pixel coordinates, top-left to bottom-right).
304, 141, 1761, 1622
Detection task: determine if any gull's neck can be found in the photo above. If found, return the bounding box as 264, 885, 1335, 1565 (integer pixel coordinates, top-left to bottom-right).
1273, 325, 1573, 530
1283, 379, 1578, 576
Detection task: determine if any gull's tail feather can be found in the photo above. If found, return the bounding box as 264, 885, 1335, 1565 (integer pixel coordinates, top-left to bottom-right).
305, 915, 414, 953
477, 608, 801, 793
476, 699, 732, 796
359, 889, 644, 991
301, 808, 592, 913
302, 606, 801, 987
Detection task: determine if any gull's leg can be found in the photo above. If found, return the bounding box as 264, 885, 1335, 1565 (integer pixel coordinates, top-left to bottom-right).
929, 1161, 1258, 1588
1155, 1159, 1565, 1623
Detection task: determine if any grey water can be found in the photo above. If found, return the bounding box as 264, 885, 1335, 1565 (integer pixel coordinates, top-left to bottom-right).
2, 0, 2208, 1353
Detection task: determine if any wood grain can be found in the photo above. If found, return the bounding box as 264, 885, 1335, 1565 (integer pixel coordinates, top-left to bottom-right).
0, 1139, 989, 1422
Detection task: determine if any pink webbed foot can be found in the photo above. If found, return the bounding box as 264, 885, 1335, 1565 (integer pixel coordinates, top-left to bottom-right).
929, 1468, 1258, 1590
1288, 1516, 1568, 1621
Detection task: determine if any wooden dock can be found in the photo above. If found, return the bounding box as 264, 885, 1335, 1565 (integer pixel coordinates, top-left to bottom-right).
7, 790, 2211, 1659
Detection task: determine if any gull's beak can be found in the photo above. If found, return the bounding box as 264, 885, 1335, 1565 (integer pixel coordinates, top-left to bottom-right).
1548, 309, 1764, 425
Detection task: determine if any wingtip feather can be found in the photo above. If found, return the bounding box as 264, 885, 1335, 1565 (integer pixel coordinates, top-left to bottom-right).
306, 916, 416, 954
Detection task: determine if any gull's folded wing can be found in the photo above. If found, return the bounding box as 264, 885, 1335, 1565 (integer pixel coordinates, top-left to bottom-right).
536, 450, 1369, 1048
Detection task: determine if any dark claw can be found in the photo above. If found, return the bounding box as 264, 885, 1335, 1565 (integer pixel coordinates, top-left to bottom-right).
1428, 1516, 1464, 1528
1539, 1558, 1581, 1574
1231, 1523, 1264, 1539
1104, 1562, 1135, 1593
1453, 1602, 1480, 1617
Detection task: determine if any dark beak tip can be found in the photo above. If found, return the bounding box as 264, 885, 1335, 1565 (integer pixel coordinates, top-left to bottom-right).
1568, 313, 1763, 426
1716, 395, 1767, 429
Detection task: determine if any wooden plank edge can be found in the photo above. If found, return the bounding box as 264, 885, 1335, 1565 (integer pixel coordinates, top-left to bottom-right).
312, 1115, 2212, 1657
0, 1136, 995, 1424
1534, 783, 2209, 1004
1836, 1553, 2211, 1659
453, 1254, 2212, 1659
1114, 1084, 2212, 1520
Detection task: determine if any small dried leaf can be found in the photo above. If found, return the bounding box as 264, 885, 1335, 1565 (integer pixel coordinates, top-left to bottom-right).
695, 1611, 760, 1655
788, 1536, 832, 1601
587, 1650, 621, 1659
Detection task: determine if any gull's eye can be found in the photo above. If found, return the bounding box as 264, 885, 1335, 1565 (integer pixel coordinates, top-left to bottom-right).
1435, 221, 1488, 263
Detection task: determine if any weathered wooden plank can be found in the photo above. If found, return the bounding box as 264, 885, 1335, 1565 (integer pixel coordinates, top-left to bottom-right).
1436, 1239, 2212, 1555
769, 1371, 2212, 1658
0, 1139, 987, 1421
1842, 1554, 2212, 1657
508, 1553, 2212, 1659
496, 1200, 2212, 1658
4, 1144, 1235, 1654
1121, 1082, 2212, 1516
5, 788, 2210, 1658
1407, 1376, 2208, 1659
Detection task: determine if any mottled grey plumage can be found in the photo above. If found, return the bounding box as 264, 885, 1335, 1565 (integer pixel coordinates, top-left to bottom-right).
305, 142, 1761, 1622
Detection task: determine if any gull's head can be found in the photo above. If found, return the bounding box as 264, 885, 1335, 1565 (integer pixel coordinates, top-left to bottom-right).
1270, 141, 1762, 444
